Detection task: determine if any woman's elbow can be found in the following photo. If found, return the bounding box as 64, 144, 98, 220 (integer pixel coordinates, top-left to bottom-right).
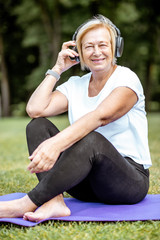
26, 104, 41, 119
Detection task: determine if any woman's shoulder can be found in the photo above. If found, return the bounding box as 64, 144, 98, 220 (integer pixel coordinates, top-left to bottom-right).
56, 72, 91, 94
68, 72, 91, 84
117, 65, 138, 77
115, 65, 141, 85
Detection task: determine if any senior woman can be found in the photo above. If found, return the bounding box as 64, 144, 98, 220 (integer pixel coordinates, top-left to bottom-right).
0, 15, 151, 221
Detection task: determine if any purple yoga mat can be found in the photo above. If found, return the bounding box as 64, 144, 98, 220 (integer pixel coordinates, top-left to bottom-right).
0, 193, 160, 227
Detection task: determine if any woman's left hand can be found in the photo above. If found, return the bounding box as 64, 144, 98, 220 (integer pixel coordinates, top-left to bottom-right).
27, 137, 60, 174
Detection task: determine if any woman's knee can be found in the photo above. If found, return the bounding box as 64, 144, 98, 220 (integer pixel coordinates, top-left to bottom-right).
81, 131, 105, 145
74, 131, 107, 160
26, 117, 47, 134
79, 131, 111, 154
26, 117, 59, 138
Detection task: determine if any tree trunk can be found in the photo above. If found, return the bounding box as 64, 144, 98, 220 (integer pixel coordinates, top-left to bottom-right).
0, 33, 10, 117
36, 0, 61, 64
52, 1, 61, 64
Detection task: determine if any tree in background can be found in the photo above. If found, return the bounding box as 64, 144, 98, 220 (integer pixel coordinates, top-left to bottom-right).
114, 0, 160, 111
128, 0, 160, 111
0, 0, 11, 116
0, 0, 160, 116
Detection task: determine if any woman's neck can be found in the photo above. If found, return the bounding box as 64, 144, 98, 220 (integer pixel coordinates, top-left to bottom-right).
91, 64, 117, 83
88, 65, 117, 97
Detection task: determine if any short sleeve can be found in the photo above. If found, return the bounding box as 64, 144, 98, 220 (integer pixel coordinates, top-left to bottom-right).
112, 67, 144, 104
56, 76, 79, 100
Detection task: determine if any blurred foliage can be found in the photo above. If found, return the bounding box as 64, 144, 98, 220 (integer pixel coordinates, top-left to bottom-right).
0, 0, 160, 116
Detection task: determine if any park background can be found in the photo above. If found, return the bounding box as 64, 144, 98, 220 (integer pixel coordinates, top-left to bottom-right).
0, 0, 160, 117
0, 0, 160, 239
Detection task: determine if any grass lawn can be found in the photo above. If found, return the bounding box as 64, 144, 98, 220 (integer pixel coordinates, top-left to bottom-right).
0, 113, 160, 239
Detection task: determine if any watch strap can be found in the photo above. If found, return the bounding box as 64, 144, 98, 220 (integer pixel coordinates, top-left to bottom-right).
45, 69, 60, 81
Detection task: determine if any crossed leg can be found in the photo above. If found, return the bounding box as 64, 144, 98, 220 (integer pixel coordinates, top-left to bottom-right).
0, 118, 149, 222
0, 118, 70, 222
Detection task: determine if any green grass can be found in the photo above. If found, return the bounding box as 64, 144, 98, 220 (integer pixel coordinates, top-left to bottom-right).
0, 113, 160, 239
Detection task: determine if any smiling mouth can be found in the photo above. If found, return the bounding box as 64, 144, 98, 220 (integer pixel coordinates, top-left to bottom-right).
91, 58, 105, 63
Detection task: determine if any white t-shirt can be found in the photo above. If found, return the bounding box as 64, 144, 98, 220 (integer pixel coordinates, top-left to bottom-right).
57, 66, 152, 169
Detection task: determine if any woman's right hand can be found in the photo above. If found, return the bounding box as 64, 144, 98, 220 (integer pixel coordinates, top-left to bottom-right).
27, 136, 61, 174
53, 41, 80, 74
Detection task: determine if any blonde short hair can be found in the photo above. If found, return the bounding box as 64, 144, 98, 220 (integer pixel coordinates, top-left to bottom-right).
76, 15, 117, 70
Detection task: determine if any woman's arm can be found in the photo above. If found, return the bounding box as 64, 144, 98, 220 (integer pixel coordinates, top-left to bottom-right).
26, 41, 79, 118
51, 86, 138, 151
28, 86, 137, 173
26, 75, 68, 118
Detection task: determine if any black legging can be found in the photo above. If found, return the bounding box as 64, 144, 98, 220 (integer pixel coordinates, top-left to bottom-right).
26, 117, 149, 207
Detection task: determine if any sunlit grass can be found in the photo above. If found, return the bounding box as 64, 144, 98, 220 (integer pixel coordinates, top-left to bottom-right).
0, 113, 160, 239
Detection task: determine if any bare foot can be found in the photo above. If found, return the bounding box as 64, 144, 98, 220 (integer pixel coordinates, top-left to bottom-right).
23, 194, 71, 222
0, 195, 37, 218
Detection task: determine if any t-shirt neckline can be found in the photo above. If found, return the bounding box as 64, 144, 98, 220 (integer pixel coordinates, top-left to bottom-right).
87, 65, 120, 99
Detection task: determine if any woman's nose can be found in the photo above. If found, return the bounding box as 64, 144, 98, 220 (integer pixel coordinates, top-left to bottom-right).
93, 45, 101, 56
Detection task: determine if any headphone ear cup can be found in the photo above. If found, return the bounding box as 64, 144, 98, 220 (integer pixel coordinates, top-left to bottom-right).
115, 36, 124, 58
69, 46, 80, 62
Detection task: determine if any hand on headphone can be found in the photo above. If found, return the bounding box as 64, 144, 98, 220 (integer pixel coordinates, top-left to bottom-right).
54, 41, 80, 75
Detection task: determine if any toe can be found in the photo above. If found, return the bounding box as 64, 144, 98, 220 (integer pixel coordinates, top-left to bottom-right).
23, 212, 37, 222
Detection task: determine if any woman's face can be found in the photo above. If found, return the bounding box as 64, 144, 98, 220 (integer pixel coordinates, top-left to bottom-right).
81, 27, 113, 73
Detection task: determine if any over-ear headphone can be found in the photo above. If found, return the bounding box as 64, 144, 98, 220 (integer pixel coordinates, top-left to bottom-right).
70, 15, 124, 62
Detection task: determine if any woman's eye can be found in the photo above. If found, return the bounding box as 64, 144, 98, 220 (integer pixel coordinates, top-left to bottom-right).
85, 45, 93, 49
100, 44, 107, 47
